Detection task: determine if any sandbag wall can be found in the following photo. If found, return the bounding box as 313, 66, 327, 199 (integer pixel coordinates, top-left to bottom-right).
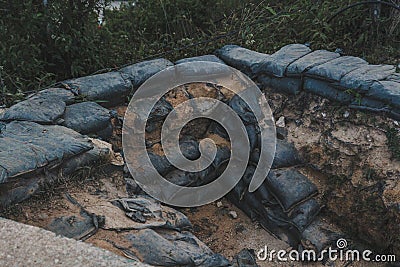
0, 43, 399, 261
0, 59, 174, 209
215, 44, 400, 120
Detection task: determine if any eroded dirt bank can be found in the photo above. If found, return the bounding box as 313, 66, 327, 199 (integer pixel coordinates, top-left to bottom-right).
264, 87, 400, 257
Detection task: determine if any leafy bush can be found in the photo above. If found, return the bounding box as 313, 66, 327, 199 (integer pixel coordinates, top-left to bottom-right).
0, 0, 398, 105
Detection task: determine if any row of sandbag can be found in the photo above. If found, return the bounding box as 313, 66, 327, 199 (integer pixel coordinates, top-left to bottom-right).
215, 44, 400, 120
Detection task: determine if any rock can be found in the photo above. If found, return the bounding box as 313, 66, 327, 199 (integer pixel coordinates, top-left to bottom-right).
276, 116, 285, 128
229, 211, 238, 219
216, 201, 223, 208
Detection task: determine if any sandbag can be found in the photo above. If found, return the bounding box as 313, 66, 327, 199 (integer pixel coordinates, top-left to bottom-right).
257, 75, 302, 95
304, 78, 354, 104
367, 80, 400, 109
266, 169, 318, 212
251, 139, 302, 169
61, 71, 132, 106
62, 101, 112, 138
0, 94, 66, 124
119, 58, 173, 89
253, 44, 311, 77
175, 55, 226, 65
339, 64, 396, 93
124, 229, 230, 267
0, 121, 93, 183
215, 45, 269, 76
286, 50, 340, 76
28, 87, 75, 104
306, 56, 368, 81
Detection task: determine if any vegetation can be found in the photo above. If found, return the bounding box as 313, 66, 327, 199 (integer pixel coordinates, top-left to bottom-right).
0, 0, 399, 105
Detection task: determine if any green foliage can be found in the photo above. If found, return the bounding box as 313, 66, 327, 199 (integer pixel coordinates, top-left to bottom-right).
0, 0, 399, 104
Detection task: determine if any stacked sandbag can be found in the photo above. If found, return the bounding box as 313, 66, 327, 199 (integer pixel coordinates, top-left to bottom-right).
215, 44, 400, 120
129, 79, 344, 260
0, 121, 94, 208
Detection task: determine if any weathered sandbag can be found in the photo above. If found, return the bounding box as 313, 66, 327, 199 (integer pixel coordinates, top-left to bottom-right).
60, 71, 132, 107
27, 87, 75, 104
289, 198, 321, 232
115, 198, 192, 229
367, 80, 400, 109
350, 97, 389, 111
301, 218, 343, 253
306, 56, 368, 81
0, 175, 41, 209
251, 139, 302, 169
58, 138, 115, 175
231, 249, 258, 267
80, 195, 192, 231
253, 44, 311, 77
62, 101, 113, 138
215, 45, 269, 75
303, 78, 354, 104
47, 205, 104, 241
124, 229, 230, 266
257, 75, 302, 94
266, 169, 318, 212
286, 50, 340, 76
227, 179, 302, 247
119, 58, 173, 89
0, 121, 93, 183
175, 55, 226, 65
228, 93, 257, 125
339, 64, 396, 93
0, 94, 66, 124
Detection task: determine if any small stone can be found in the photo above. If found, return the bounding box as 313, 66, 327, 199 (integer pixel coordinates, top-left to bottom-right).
343, 110, 350, 118
216, 201, 223, 208
228, 211, 238, 219
276, 116, 285, 128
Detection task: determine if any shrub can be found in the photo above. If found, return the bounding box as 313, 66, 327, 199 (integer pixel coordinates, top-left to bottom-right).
0, 0, 398, 104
